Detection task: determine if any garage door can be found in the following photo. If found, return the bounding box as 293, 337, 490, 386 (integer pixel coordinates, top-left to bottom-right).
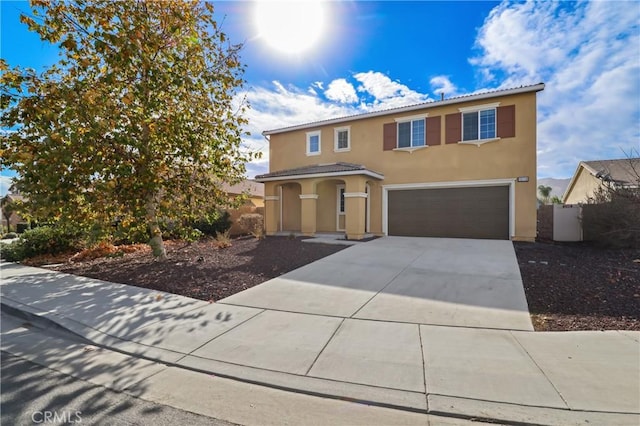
387, 186, 510, 239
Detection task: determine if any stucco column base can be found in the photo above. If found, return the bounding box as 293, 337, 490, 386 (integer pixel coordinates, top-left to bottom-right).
300, 196, 317, 236
264, 198, 279, 236
345, 195, 366, 241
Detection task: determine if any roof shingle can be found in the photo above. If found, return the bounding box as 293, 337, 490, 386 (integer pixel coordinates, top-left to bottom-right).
582, 158, 640, 185
255, 162, 383, 180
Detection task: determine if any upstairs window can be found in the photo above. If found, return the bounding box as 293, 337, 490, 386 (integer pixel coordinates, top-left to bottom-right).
306, 130, 321, 155
462, 108, 496, 141
397, 118, 425, 148
334, 126, 350, 151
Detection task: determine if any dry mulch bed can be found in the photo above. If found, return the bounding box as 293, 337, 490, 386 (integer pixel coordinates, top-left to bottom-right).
51, 236, 347, 302
513, 241, 640, 331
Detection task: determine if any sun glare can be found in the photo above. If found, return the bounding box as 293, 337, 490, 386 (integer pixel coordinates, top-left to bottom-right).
254, 1, 326, 54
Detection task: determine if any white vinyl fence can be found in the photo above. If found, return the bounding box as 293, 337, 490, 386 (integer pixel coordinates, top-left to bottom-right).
552, 204, 582, 242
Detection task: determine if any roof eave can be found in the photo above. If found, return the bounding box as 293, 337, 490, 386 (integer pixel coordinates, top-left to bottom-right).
262, 83, 545, 136
255, 169, 384, 182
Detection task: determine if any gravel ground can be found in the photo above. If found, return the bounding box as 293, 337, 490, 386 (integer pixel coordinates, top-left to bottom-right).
52, 236, 347, 302
46, 237, 639, 331
513, 241, 639, 331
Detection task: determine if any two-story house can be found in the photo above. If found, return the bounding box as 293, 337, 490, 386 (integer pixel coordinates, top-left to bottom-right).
256, 83, 544, 242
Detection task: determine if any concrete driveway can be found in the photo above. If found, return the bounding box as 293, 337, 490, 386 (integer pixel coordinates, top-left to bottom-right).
220, 236, 533, 331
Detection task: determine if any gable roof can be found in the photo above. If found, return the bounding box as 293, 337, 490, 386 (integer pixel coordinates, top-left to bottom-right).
581, 159, 640, 185
255, 162, 384, 182
563, 158, 640, 201
263, 83, 545, 136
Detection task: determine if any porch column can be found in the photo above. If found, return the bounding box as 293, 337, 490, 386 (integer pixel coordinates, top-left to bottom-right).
344, 177, 367, 240
299, 194, 318, 236
299, 180, 317, 236
264, 195, 280, 236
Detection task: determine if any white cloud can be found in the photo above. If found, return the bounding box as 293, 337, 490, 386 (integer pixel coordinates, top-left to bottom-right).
473, 0, 640, 177
354, 71, 431, 109
240, 72, 434, 177
429, 75, 458, 97
240, 81, 362, 177
324, 78, 358, 104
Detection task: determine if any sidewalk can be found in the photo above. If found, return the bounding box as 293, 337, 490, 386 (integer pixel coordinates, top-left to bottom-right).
1, 262, 639, 425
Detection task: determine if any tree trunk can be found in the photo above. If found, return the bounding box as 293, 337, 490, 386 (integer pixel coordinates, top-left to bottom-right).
145, 195, 167, 261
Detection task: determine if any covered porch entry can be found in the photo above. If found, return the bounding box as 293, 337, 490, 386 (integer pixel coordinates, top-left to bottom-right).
256, 163, 383, 240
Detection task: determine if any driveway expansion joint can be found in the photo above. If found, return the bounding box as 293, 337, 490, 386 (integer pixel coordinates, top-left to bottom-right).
177, 308, 267, 363
347, 250, 424, 319
304, 318, 345, 376
509, 330, 571, 410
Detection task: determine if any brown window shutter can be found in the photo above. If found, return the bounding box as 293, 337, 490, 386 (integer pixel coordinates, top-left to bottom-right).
383, 122, 397, 150
426, 116, 441, 146
497, 105, 516, 138
445, 113, 461, 144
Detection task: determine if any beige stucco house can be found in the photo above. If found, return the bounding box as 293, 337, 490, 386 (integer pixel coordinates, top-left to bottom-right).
221, 180, 265, 208
563, 158, 640, 204
221, 180, 265, 236
256, 83, 545, 242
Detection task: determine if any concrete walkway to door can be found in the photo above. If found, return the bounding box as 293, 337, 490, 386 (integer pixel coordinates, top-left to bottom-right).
222, 236, 534, 331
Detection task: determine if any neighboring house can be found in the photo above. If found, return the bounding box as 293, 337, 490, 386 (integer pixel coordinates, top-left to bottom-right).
221, 180, 265, 208
221, 180, 264, 236
563, 158, 640, 204
1, 193, 28, 232
256, 83, 544, 241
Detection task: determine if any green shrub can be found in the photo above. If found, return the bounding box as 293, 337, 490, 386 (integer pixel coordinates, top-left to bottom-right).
17, 226, 84, 258
0, 241, 25, 262
193, 211, 232, 237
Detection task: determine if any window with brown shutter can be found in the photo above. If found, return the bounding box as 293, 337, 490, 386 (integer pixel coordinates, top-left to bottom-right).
445, 113, 461, 144
383, 122, 397, 150
426, 116, 441, 146
497, 105, 516, 138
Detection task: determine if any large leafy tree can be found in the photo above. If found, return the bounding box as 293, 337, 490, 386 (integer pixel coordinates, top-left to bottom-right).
1, 0, 258, 259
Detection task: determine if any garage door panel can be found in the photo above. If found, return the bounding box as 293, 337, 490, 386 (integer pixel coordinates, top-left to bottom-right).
388, 186, 509, 240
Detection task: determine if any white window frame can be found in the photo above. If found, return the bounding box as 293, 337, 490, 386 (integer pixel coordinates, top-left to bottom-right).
306, 130, 321, 156
394, 113, 428, 151
458, 102, 500, 145
334, 126, 351, 152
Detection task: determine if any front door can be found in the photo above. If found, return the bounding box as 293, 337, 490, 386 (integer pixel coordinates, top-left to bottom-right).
336, 184, 345, 231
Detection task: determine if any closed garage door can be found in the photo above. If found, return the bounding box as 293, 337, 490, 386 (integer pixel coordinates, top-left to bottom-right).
387, 186, 510, 239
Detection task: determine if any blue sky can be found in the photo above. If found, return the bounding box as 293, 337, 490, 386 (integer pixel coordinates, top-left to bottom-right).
2, 0, 639, 195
